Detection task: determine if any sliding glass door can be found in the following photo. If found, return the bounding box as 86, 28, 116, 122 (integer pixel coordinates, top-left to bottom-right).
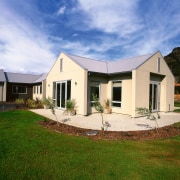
149, 82, 160, 111
54, 81, 71, 109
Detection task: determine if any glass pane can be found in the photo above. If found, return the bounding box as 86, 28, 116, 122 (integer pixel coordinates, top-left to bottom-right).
67, 81, 71, 100
149, 84, 152, 110
53, 82, 56, 99
112, 102, 121, 107
61, 83, 66, 108
57, 83, 60, 107
113, 87, 121, 101
90, 86, 99, 101
153, 84, 157, 110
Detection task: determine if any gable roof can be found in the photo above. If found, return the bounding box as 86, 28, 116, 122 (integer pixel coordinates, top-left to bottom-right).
0, 69, 6, 82
108, 54, 153, 74
65, 52, 154, 74
4, 72, 42, 83
65, 53, 108, 73
33, 73, 47, 83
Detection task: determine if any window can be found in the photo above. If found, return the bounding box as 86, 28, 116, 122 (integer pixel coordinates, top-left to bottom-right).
40, 85, 42, 94
112, 81, 122, 107
12, 86, 27, 94
33, 86, 36, 94
60, 58, 63, 72
90, 81, 100, 106
36, 86, 38, 94
157, 58, 160, 72
53, 82, 56, 100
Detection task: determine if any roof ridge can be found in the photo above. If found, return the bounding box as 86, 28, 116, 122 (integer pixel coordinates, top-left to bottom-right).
64, 52, 106, 63
110, 53, 153, 63
5, 71, 41, 76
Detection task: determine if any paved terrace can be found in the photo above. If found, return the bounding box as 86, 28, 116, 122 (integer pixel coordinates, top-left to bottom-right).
31, 109, 180, 131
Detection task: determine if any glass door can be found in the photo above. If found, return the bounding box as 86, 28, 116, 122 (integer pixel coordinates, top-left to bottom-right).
55, 81, 71, 109
149, 82, 160, 111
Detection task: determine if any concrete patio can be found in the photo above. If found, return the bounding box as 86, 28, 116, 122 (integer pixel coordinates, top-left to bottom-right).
31, 109, 180, 131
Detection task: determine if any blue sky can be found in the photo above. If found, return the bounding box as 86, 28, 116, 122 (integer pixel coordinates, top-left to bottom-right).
0, 0, 180, 73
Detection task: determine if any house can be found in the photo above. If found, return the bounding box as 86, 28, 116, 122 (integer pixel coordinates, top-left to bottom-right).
0, 69, 46, 102
46, 51, 174, 117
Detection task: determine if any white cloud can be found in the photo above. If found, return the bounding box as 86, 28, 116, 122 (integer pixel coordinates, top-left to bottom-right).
77, 0, 142, 36
57, 6, 66, 15
0, 2, 55, 73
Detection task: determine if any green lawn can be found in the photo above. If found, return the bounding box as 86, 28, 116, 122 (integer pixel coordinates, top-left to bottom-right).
175, 101, 180, 107
0, 110, 180, 180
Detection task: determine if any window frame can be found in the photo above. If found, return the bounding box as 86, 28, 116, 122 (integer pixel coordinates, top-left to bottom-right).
90, 81, 100, 106
12, 85, 27, 94
112, 81, 122, 108
60, 58, 63, 72
157, 57, 160, 73
40, 85, 42, 94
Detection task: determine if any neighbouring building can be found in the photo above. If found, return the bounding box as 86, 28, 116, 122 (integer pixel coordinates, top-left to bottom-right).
0, 69, 46, 102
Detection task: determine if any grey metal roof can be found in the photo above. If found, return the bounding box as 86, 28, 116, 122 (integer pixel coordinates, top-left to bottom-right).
4, 72, 42, 83
33, 73, 47, 83
108, 53, 153, 74
65, 53, 108, 73
65, 52, 154, 74
0, 69, 6, 82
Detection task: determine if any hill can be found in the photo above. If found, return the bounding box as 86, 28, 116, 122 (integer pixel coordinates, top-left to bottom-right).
164, 47, 180, 83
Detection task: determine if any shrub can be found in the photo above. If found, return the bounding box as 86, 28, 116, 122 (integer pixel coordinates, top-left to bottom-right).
26, 98, 43, 108
15, 98, 24, 104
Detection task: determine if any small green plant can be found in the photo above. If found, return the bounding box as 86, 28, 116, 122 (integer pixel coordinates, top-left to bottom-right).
15, 98, 24, 104
65, 99, 77, 119
26, 98, 43, 108
92, 94, 105, 134
174, 101, 180, 107
136, 107, 160, 133
43, 97, 59, 126
65, 99, 77, 112
26, 99, 37, 108
104, 99, 112, 114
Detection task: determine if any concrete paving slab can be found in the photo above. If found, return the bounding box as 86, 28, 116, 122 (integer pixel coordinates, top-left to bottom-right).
30, 109, 180, 131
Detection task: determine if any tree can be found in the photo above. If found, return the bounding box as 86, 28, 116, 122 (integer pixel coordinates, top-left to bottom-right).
92, 94, 105, 134
43, 97, 59, 126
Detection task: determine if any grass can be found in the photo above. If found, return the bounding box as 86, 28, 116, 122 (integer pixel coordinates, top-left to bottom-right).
174, 108, 180, 113
0, 110, 180, 179
175, 101, 180, 107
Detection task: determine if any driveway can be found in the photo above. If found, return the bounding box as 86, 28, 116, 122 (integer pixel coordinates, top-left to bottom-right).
0, 103, 24, 112
31, 109, 180, 131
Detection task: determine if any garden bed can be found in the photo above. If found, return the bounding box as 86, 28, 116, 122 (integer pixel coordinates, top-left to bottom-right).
40, 119, 180, 141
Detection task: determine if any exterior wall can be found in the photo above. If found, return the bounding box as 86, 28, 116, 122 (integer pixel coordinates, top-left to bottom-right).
132, 51, 174, 117
46, 53, 88, 115
108, 74, 132, 115
33, 81, 46, 100
6, 83, 33, 102
0, 82, 4, 102
131, 70, 150, 117
87, 74, 108, 114
87, 73, 132, 115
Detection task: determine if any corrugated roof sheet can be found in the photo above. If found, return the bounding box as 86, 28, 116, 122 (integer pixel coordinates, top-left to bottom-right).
33, 73, 47, 83
65, 52, 154, 74
65, 53, 108, 73
0, 69, 6, 82
4, 72, 42, 83
108, 54, 153, 74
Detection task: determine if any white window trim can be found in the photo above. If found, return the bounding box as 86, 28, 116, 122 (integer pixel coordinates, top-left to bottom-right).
112, 80, 122, 108
12, 85, 27, 94
90, 81, 100, 106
